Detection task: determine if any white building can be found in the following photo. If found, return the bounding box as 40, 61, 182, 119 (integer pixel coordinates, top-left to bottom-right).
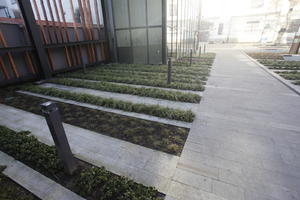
203, 0, 300, 44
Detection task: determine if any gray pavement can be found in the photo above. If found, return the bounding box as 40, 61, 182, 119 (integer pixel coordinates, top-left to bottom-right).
166, 49, 300, 200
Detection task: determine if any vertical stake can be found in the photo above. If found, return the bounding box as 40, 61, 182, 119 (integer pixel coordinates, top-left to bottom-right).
167, 57, 172, 84
189, 48, 193, 66
40, 101, 77, 175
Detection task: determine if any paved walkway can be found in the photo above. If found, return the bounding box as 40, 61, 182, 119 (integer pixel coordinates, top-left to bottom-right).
166, 49, 300, 200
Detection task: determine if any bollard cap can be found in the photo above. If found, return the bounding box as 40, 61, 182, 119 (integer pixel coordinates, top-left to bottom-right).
40, 101, 58, 114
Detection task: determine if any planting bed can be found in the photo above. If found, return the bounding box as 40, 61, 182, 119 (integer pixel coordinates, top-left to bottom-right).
19, 85, 195, 122
247, 52, 300, 85
0, 126, 163, 200
59, 54, 215, 92
48, 78, 201, 103
258, 59, 300, 70
0, 166, 40, 200
247, 52, 284, 60
276, 71, 300, 80
0, 89, 189, 155
60, 72, 205, 91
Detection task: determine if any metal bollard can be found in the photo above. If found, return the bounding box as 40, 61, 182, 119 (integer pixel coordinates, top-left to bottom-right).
189, 49, 193, 66
40, 101, 77, 175
167, 57, 172, 84
199, 46, 202, 57
82, 63, 87, 73
204, 44, 206, 54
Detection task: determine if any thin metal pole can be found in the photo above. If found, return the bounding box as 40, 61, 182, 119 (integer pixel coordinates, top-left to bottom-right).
189, 48, 192, 66
167, 57, 172, 84
33, 0, 54, 71
51, 0, 72, 67
175, 0, 178, 59
170, 0, 173, 57
69, 0, 85, 71
57, 0, 79, 66
94, 0, 105, 61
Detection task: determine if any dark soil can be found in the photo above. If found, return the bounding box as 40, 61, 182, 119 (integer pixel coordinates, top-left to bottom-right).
0, 89, 189, 156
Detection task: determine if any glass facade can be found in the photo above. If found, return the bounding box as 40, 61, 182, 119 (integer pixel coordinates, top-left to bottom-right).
111, 0, 166, 64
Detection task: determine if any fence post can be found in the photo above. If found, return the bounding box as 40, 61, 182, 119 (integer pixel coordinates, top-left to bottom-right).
189, 49, 193, 66
17, 0, 52, 79
167, 57, 172, 84
40, 101, 77, 175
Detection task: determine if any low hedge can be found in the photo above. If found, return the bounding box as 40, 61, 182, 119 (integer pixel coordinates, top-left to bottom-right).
294, 80, 300, 85
60, 73, 205, 91
22, 85, 195, 122
0, 126, 161, 200
49, 78, 201, 103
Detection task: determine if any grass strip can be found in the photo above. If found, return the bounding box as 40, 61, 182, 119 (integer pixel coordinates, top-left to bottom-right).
0, 126, 162, 200
60, 73, 205, 91
0, 166, 40, 200
0, 90, 189, 155
49, 78, 201, 103
21, 85, 195, 122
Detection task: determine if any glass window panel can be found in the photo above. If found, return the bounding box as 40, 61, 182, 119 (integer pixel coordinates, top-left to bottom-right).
129, 0, 146, 27
112, 0, 129, 29
132, 29, 147, 63
147, 0, 162, 26
148, 27, 162, 64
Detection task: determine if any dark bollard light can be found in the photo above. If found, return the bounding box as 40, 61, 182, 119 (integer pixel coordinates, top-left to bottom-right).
199, 46, 202, 57
40, 101, 77, 175
189, 49, 193, 66
167, 57, 172, 84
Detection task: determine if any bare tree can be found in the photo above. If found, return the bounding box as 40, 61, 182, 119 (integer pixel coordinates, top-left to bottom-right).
275, 0, 300, 44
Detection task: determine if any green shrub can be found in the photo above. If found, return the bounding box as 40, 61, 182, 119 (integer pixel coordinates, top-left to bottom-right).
277, 72, 300, 80
22, 85, 195, 122
49, 78, 201, 103
0, 126, 161, 200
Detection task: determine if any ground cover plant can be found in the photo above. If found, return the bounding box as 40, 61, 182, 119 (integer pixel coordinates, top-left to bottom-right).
0, 166, 40, 200
276, 71, 300, 80
0, 126, 163, 200
19, 85, 195, 122
60, 72, 205, 91
258, 59, 300, 70
49, 78, 201, 103
76, 69, 208, 83
294, 80, 300, 85
247, 52, 284, 60
0, 89, 189, 155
